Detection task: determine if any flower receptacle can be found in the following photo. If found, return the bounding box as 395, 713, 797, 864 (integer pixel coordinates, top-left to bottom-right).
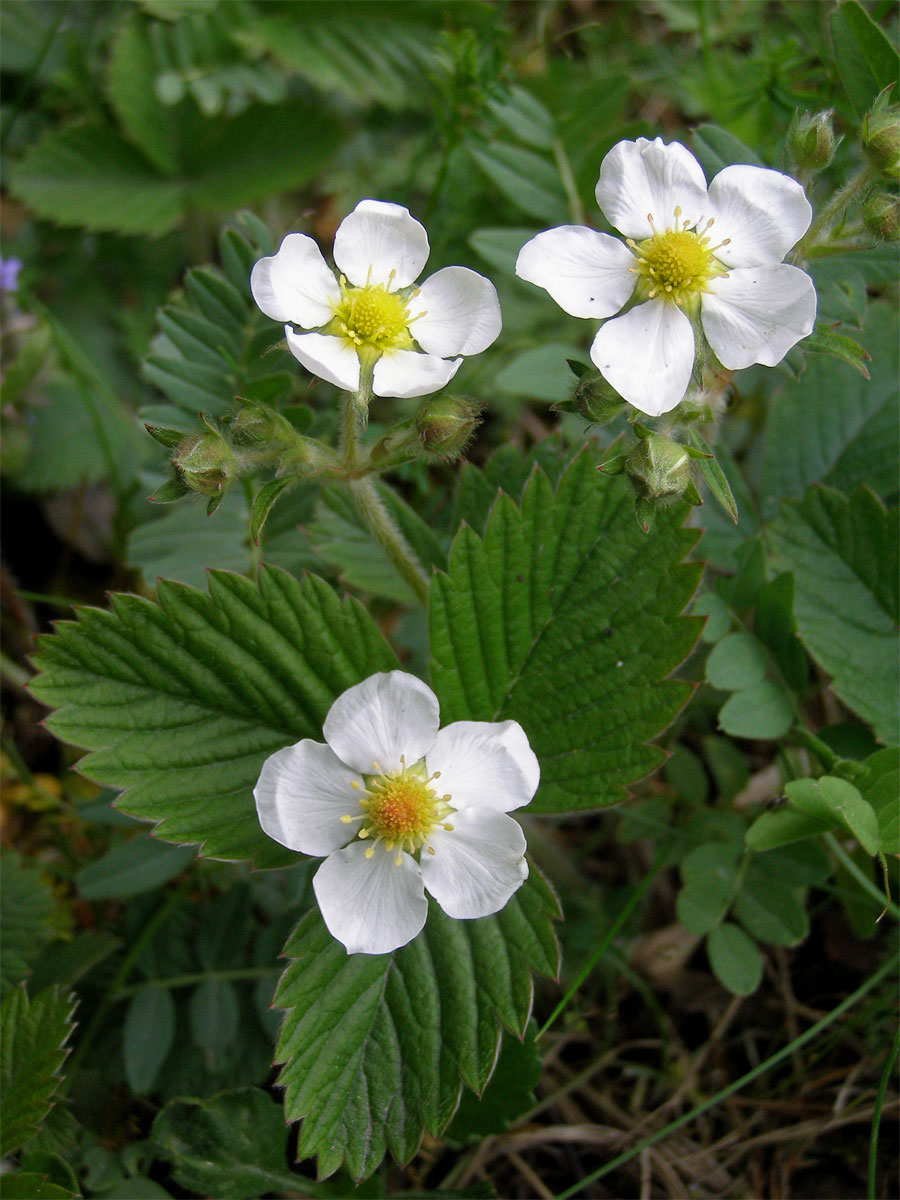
624, 433, 694, 532
572, 372, 627, 425
173, 430, 237, 497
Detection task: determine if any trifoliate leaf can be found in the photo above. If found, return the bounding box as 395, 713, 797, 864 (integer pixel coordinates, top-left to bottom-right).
766, 485, 898, 742
0, 986, 77, 1156
29, 567, 398, 867
431, 452, 701, 813
274, 874, 558, 1181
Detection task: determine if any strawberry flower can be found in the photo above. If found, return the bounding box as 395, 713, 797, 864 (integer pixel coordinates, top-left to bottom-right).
254, 671, 538, 955
251, 200, 501, 399
516, 137, 817, 416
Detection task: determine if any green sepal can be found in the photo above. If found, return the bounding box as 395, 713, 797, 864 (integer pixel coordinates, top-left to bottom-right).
206, 491, 226, 516
251, 477, 297, 543
144, 423, 188, 449
688, 430, 738, 523
148, 476, 191, 503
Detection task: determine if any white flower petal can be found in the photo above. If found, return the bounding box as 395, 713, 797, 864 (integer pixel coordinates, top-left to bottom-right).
283, 328, 360, 391
333, 200, 430, 289
254, 740, 359, 856
313, 843, 427, 954
595, 137, 709, 239
323, 671, 440, 775
422, 808, 528, 919
250, 233, 340, 326
515, 226, 637, 318
705, 165, 813, 267
425, 720, 540, 813
408, 267, 501, 356
701, 263, 817, 369
590, 300, 695, 416
372, 349, 462, 398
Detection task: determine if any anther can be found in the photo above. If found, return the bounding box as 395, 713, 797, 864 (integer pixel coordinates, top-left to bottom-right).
364, 847, 375, 859
443, 823, 454, 831
427, 846, 436, 855
340, 815, 353, 824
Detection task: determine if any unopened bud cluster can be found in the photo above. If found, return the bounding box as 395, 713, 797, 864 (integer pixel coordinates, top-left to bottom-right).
788, 110, 837, 172
415, 395, 481, 460
862, 92, 900, 180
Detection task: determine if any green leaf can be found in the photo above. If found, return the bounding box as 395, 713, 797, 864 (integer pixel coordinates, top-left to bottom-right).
732, 865, 808, 946
0, 852, 56, 994
0, 1174, 77, 1199
495, 343, 582, 403
430, 453, 702, 812
692, 590, 731, 644
274, 875, 559, 1180
766, 485, 899, 742
74, 837, 195, 900
0, 986, 77, 1156
762, 304, 899, 513
123, 986, 175, 1096
469, 143, 568, 222
705, 632, 768, 691
706, 923, 763, 996
190, 980, 239, 1057
785, 776, 882, 856
29, 566, 398, 866
829, 1, 900, 115
862, 747, 899, 855
754, 573, 806, 695
487, 86, 556, 149
468, 227, 541, 276
745, 807, 831, 852
717, 679, 794, 740
690, 123, 763, 176
446, 1021, 542, 1142
129, 491, 260, 589
801, 329, 871, 378
676, 843, 739, 936
152, 1087, 329, 1199
251, 478, 296, 543
9, 123, 184, 235
107, 13, 179, 174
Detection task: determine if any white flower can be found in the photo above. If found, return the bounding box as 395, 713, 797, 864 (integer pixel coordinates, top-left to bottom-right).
250, 200, 502, 399
254, 671, 538, 955
516, 137, 817, 416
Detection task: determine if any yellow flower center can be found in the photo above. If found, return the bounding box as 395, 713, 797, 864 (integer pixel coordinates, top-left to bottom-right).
341, 758, 455, 864
629, 211, 729, 309
329, 276, 415, 353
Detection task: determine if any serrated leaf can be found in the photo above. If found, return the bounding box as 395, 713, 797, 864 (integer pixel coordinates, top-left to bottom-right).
0, 1174, 76, 1199
829, 1, 900, 115
693, 590, 731, 644
9, 123, 184, 235
274, 873, 558, 1180
152, 1087, 328, 1199
0, 986, 77, 1156
431, 453, 701, 812
802, 329, 871, 378
766, 485, 898, 742
29, 567, 398, 866
705, 632, 768, 691
718, 679, 794, 740
446, 1021, 542, 1142
762, 303, 899, 513
470, 143, 568, 222
785, 776, 882, 856
123, 986, 175, 1096
487, 86, 556, 149
0, 852, 56, 994
706, 923, 762, 996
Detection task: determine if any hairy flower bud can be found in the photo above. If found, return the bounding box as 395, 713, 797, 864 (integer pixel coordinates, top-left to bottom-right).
862, 190, 900, 240
573, 373, 627, 425
862, 100, 900, 179
173, 432, 236, 496
415, 395, 481, 459
624, 433, 692, 501
230, 403, 296, 448
789, 110, 837, 171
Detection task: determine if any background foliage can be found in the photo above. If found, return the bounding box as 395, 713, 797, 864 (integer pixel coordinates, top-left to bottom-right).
2, 1, 898, 1197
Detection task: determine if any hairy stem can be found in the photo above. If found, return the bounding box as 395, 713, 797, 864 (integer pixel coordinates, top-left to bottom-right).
348, 476, 430, 606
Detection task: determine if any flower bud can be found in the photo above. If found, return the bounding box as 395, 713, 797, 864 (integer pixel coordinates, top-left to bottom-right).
624, 433, 692, 501
415, 395, 481, 459
862, 190, 900, 240
789, 110, 837, 171
173, 431, 236, 496
573, 373, 626, 425
862, 101, 900, 179
230, 403, 296, 448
